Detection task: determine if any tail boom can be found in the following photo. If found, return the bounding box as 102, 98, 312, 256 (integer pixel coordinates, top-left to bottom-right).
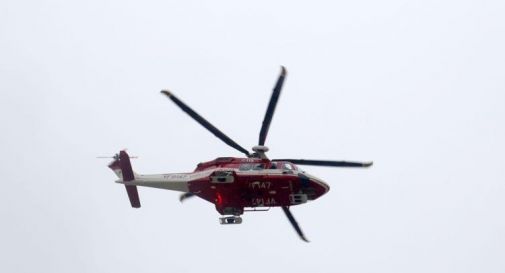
108, 151, 190, 208
116, 174, 190, 192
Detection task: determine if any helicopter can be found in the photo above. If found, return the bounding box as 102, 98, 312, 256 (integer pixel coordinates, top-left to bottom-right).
107, 66, 372, 242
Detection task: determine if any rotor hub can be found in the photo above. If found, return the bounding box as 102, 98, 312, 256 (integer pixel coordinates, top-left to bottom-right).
252, 145, 269, 153
251, 145, 269, 159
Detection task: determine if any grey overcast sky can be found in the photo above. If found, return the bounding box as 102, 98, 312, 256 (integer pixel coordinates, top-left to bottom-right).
1, 0, 504, 272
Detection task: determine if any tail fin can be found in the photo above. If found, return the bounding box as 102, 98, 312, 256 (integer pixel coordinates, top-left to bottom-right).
108, 150, 141, 208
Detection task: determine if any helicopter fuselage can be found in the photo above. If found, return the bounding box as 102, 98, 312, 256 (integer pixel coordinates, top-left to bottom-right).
119, 156, 329, 216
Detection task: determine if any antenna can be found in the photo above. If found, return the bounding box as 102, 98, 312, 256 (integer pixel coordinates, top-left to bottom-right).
96, 154, 138, 159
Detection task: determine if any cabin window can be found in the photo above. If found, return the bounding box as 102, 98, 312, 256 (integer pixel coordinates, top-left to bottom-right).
239, 163, 265, 171
239, 164, 253, 171
252, 163, 265, 170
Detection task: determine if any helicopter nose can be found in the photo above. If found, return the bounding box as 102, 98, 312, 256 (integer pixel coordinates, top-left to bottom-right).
314, 178, 330, 194
304, 175, 330, 197
299, 172, 330, 199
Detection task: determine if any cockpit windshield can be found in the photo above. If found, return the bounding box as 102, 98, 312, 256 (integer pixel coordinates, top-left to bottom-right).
283, 163, 294, 170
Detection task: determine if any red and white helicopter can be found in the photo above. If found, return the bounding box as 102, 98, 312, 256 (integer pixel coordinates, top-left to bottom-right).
107, 67, 372, 242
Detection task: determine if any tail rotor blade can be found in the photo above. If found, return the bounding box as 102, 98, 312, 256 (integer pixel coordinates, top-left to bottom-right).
274, 159, 373, 168
161, 90, 250, 157
281, 206, 309, 242
259, 66, 286, 146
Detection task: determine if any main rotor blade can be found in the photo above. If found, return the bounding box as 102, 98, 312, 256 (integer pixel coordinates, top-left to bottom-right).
281, 206, 309, 242
273, 159, 373, 168
179, 192, 195, 203
258, 66, 287, 146
161, 90, 250, 157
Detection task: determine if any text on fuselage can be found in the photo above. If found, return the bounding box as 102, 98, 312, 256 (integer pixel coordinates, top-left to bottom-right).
249, 181, 271, 190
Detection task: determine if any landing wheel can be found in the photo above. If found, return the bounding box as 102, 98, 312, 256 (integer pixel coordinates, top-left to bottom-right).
219, 216, 243, 225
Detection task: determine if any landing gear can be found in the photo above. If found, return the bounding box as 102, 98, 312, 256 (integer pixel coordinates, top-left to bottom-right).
219, 216, 243, 225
